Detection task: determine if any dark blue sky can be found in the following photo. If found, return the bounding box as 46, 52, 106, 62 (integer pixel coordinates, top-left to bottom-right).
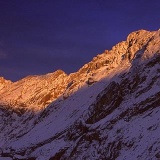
0, 0, 160, 81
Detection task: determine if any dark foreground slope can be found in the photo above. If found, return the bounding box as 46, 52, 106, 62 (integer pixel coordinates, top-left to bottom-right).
0, 30, 160, 160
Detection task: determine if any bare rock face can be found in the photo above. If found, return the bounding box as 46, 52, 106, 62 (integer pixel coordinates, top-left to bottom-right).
0, 77, 12, 93
0, 70, 68, 111
85, 81, 123, 124
0, 29, 160, 160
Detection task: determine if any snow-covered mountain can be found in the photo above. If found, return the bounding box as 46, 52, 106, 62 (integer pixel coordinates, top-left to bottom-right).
0, 29, 160, 160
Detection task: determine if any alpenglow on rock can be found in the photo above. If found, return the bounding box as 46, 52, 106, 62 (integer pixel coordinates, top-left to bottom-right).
0, 29, 160, 160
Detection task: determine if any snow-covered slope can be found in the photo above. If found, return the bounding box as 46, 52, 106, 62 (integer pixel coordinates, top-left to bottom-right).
0, 29, 160, 160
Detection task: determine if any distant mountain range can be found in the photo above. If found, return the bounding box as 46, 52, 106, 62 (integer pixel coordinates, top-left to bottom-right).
0, 29, 160, 160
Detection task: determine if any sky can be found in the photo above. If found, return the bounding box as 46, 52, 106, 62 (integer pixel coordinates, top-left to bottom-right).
0, 0, 160, 81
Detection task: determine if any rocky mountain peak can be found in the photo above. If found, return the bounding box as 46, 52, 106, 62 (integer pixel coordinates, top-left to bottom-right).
0, 29, 160, 160
0, 29, 159, 113
0, 69, 68, 112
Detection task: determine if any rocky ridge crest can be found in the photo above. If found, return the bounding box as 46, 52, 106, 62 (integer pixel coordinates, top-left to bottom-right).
0, 30, 158, 112
0, 29, 160, 160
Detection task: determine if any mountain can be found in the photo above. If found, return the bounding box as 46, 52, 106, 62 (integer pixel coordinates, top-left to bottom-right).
0, 29, 160, 160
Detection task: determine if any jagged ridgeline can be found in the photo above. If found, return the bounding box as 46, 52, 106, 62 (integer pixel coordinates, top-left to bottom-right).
0, 29, 160, 160
0, 30, 157, 112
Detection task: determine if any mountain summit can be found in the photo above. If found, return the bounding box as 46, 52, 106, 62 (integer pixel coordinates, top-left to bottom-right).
0, 29, 160, 160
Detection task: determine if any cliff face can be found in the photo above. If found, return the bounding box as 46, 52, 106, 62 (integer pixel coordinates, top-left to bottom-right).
0, 29, 160, 160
